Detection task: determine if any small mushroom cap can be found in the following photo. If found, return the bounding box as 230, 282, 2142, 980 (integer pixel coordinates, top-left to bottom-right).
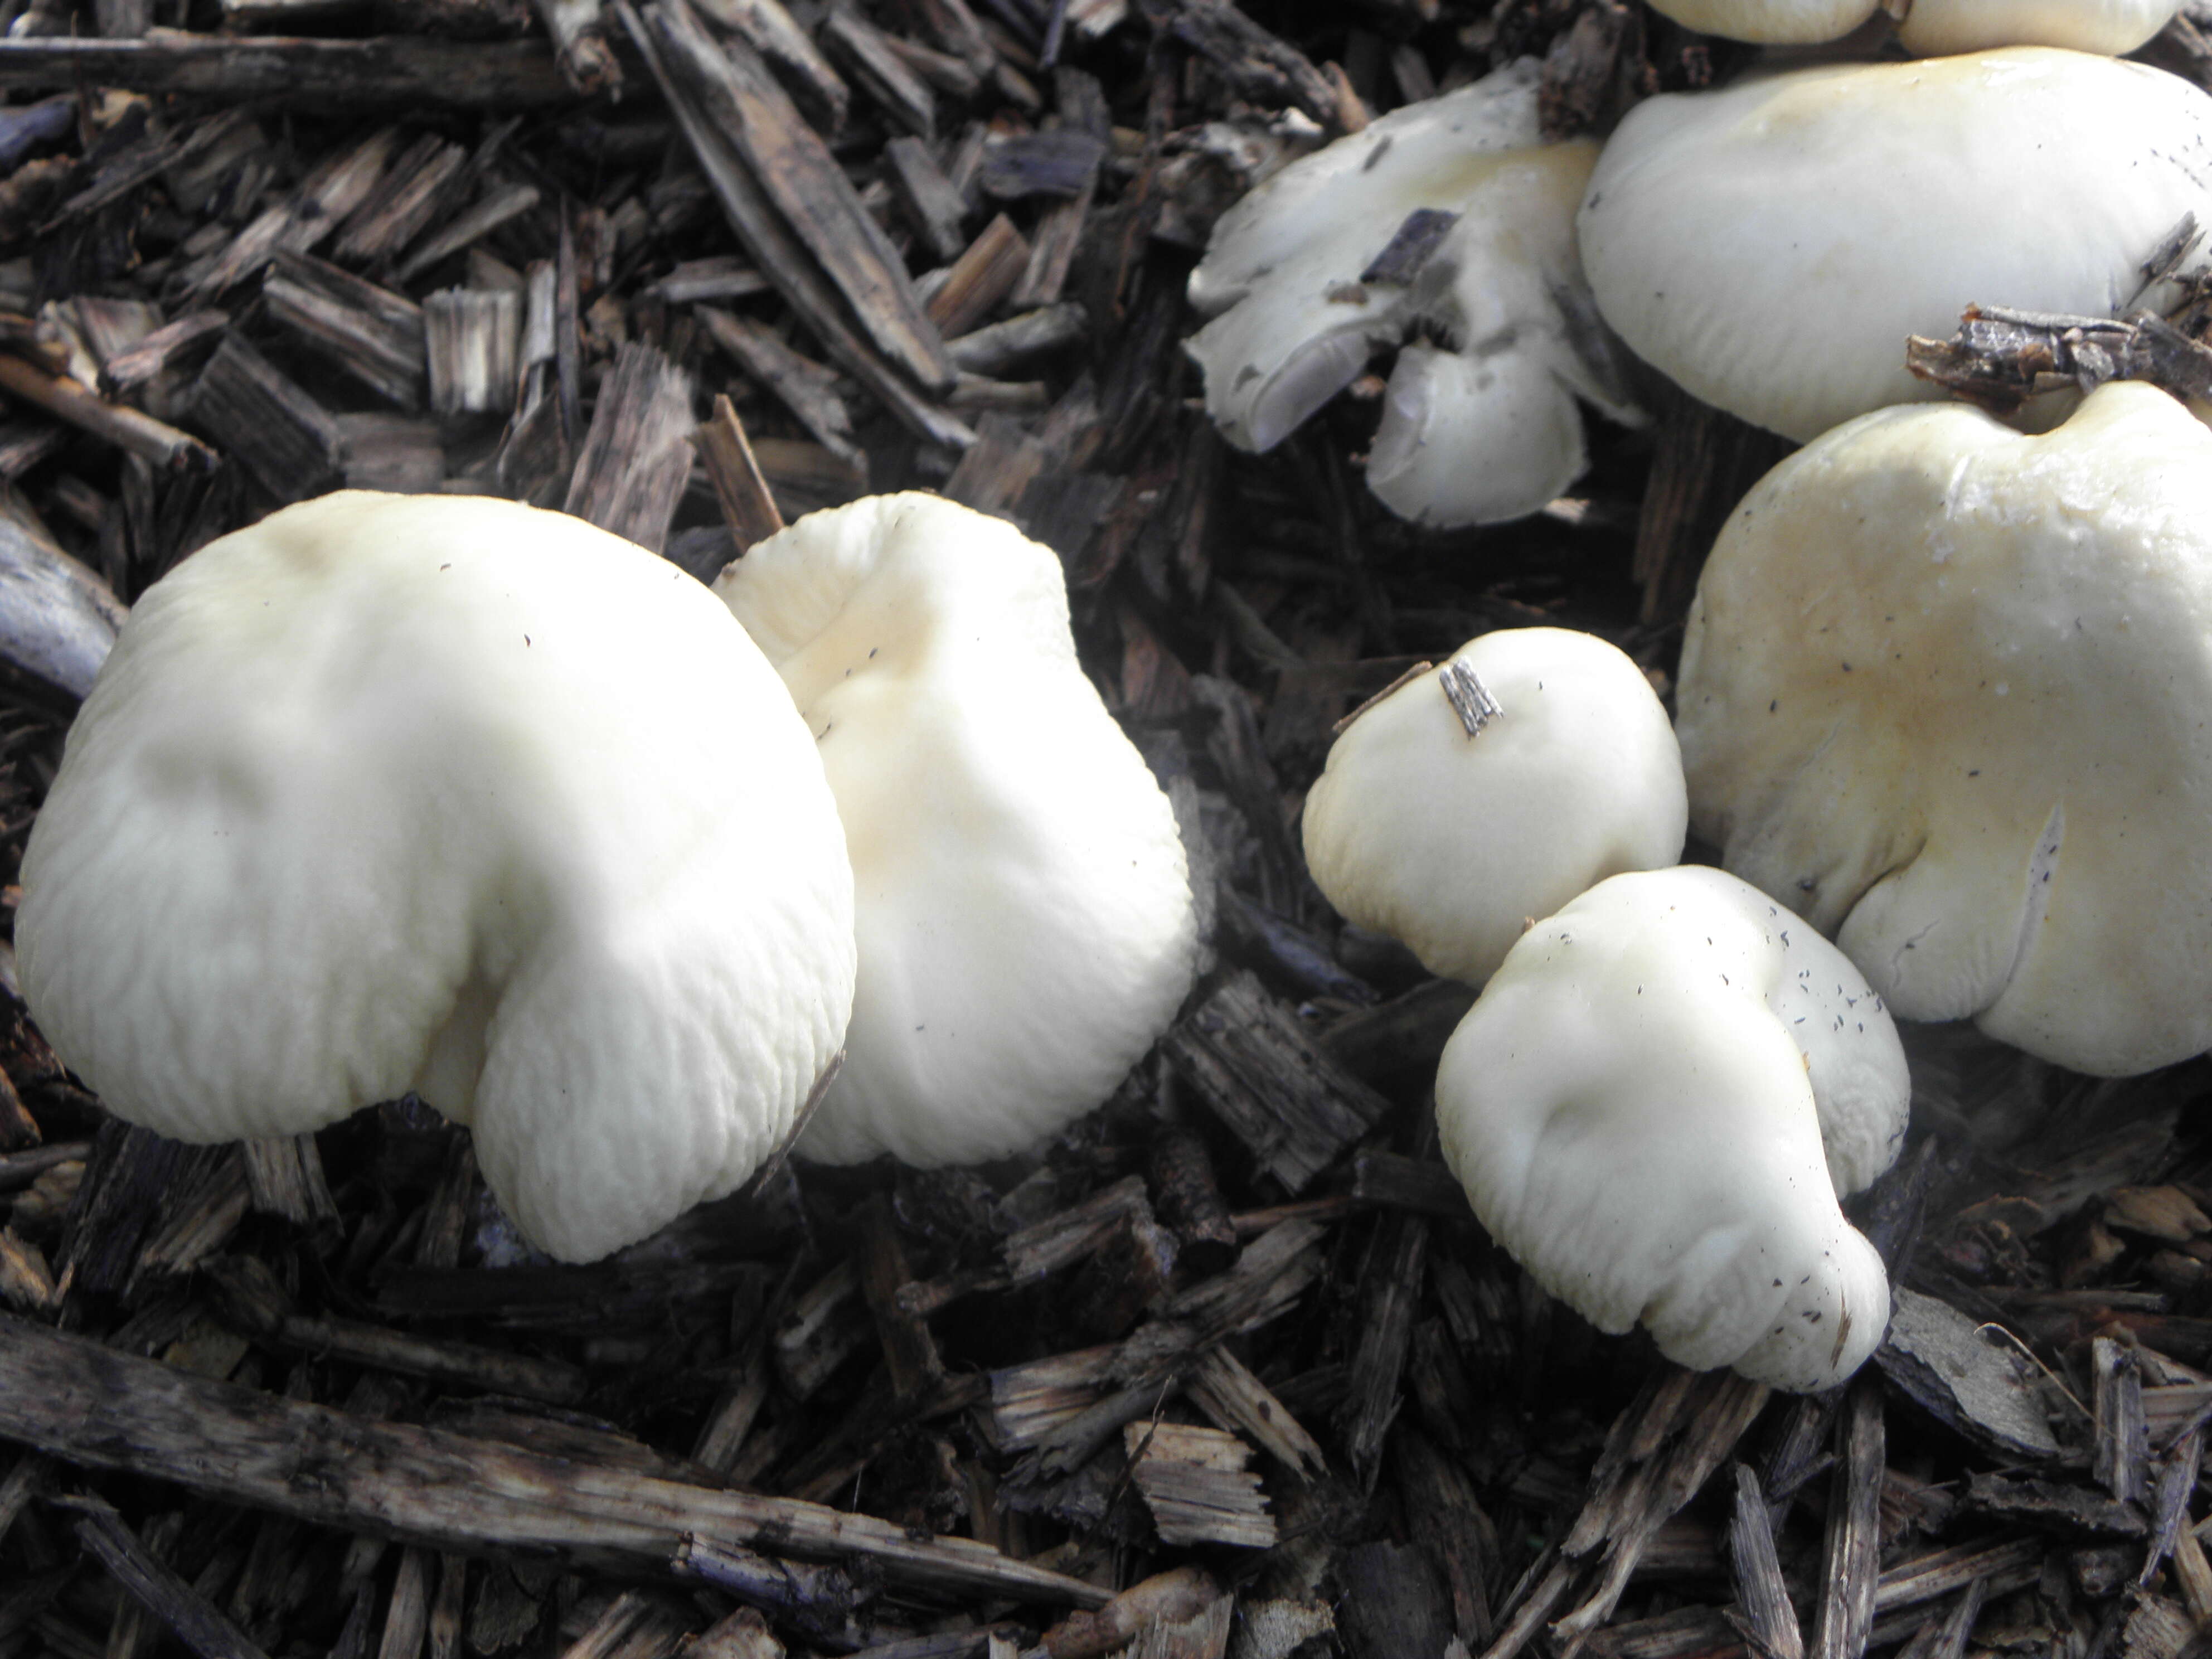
714, 493, 1198, 1167
1185, 59, 1639, 527
1896, 0, 2182, 55
1640, 0, 1878, 41
1577, 48, 2212, 442
1301, 628, 1686, 987
18, 492, 856, 1264
1435, 865, 1908, 1392
1677, 382, 2212, 1077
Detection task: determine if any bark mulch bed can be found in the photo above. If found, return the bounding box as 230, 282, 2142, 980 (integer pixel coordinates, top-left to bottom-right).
2, 2, 2212, 1657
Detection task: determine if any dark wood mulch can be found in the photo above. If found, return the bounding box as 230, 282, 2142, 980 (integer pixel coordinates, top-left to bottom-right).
2, 2, 2212, 1658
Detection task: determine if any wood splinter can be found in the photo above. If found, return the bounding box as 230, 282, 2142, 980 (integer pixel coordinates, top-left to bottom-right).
1440, 657, 1503, 737
695, 394, 784, 555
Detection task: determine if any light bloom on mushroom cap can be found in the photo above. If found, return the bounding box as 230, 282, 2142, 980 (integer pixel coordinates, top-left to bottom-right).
714, 493, 1198, 1167
1185, 59, 1639, 528
1436, 865, 1908, 1392
1301, 628, 1686, 988
1577, 48, 2212, 443
1895, 0, 2182, 55
1677, 382, 2212, 1077
1640, 0, 1878, 41
18, 491, 856, 1263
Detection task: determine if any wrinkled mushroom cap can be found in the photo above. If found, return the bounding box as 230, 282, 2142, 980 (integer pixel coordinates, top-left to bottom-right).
1301, 628, 1686, 987
1641, 0, 1879, 41
1677, 382, 2212, 1076
1896, 0, 2182, 55
1578, 48, 2212, 442
714, 493, 1197, 1167
1435, 865, 1908, 1391
18, 492, 856, 1263
1186, 59, 1639, 527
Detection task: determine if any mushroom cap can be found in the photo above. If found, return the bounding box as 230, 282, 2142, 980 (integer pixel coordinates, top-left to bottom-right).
1640, 0, 1878, 42
1896, 0, 2182, 55
713, 493, 1198, 1167
18, 491, 856, 1263
1676, 381, 2212, 1077
1185, 59, 1639, 527
1576, 48, 2212, 442
1435, 864, 1908, 1391
1301, 628, 1686, 987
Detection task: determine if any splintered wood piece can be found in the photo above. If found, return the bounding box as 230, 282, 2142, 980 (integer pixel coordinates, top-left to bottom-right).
687, 1608, 781, 1659
651, 258, 773, 305
1043, 1568, 1223, 1659
265, 251, 427, 411
45, 107, 256, 226
856, 1194, 947, 1405
1338, 1205, 1430, 1485
0, 1227, 55, 1313
238, 1136, 337, 1226
0, 353, 213, 472
188, 126, 404, 298
1439, 657, 1503, 736
942, 411, 1048, 514
280, 410, 414, 488
984, 1344, 1117, 1452
1907, 304, 2212, 414
774, 1259, 872, 1400
1161, 972, 1391, 1194
947, 302, 1086, 376
564, 342, 693, 552
399, 181, 541, 282
188, 334, 346, 503
639, 0, 948, 389
688, 0, 848, 130
883, 135, 970, 265
1348, 1151, 1474, 1221
1809, 1380, 1884, 1659
67, 1497, 271, 1659
1156, 0, 1339, 128
977, 130, 1104, 203
2095, 1336, 2152, 1505
2142, 1428, 2201, 1586
1149, 1127, 1237, 1274
819, 4, 937, 137
925, 214, 1030, 339
1010, 183, 1091, 312
425, 289, 522, 415
693, 394, 784, 553
1186, 1346, 1324, 1482
695, 305, 859, 461
0, 1312, 1113, 1605
622, 0, 971, 449
1122, 1422, 1273, 1549
99, 309, 227, 400
1123, 1595, 1232, 1659
1871, 1540, 2040, 1622
335, 134, 469, 267
1003, 1175, 1151, 1282
674, 1539, 866, 1652
59, 1123, 206, 1297
1727, 1466, 1802, 1659
534, 0, 621, 92
552, 1588, 687, 1659
1337, 1541, 1455, 1659
0, 36, 576, 106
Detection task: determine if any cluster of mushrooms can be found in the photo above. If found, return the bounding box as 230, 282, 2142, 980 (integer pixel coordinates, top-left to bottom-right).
20, 0, 2212, 1406
1207, 0, 2212, 1392
14, 489, 1201, 1263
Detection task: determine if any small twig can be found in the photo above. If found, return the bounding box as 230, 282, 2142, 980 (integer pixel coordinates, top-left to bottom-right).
1439, 657, 1503, 738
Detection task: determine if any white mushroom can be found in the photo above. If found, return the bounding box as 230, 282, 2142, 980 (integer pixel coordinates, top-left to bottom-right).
1185, 58, 1640, 527
1576, 48, 2212, 442
1676, 381, 2212, 1076
1435, 865, 1909, 1392
1639, 0, 1878, 42
1895, 0, 2182, 55
18, 491, 856, 1263
713, 493, 1198, 1167
1301, 628, 1686, 988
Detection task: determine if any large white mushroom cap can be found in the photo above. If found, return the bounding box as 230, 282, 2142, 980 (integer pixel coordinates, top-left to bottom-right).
1185, 59, 1640, 528
1436, 865, 1909, 1392
713, 493, 1198, 1167
1577, 48, 2212, 442
18, 491, 856, 1263
1895, 0, 2182, 55
1639, 0, 1878, 42
1678, 382, 2212, 1078
1301, 628, 1686, 988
